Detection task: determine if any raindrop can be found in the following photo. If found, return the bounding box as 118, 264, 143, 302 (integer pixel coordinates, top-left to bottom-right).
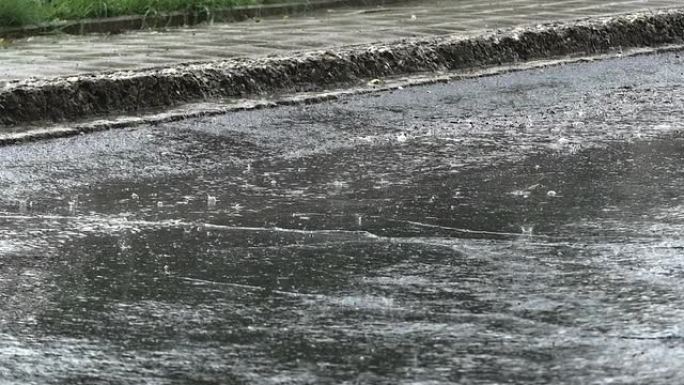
157, 201, 164, 208
207, 194, 217, 208
510, 190, 530, 199
520, 225, 534, 235
546, 190, 557, 197
118, 239, 130, 252
131, 193, 140, 200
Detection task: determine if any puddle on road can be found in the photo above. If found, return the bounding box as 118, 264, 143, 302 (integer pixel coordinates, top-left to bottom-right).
0, 135, 682, 384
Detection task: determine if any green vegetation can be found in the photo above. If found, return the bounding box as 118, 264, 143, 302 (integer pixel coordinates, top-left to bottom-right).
0, 0, 267, 28
49, 0, 258, 20
0, 0, 44, 27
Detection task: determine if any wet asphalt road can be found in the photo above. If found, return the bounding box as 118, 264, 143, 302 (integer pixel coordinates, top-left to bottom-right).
1, 51, 684, 384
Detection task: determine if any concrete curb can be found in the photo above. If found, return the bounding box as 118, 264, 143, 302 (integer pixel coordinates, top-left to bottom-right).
2, 9, 684, 127
0, 0, 412, 39
6, 47, 677, 146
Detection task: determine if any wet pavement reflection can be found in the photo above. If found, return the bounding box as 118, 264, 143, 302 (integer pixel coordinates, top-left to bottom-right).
1, 52, 684, 384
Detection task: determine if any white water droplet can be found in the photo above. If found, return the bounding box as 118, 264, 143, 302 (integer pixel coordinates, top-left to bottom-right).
521, 225, 534, 235
207, 194, 217, 207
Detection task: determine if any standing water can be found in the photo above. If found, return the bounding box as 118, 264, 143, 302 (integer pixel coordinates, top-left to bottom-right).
0, 52, 684, 384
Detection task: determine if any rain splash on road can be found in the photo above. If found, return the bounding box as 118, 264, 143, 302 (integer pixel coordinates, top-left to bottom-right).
1, 51, 684, 384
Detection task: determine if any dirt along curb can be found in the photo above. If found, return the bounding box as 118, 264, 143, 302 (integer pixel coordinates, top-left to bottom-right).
2, 9, 684, 128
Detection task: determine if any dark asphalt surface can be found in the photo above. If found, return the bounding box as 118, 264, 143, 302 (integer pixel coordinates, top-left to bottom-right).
1, 51, 684, 384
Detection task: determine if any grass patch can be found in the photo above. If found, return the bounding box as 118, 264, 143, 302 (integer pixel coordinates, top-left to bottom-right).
0, 0, 45, 27
48, 0, 260, 20
0, 0, 281, 28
